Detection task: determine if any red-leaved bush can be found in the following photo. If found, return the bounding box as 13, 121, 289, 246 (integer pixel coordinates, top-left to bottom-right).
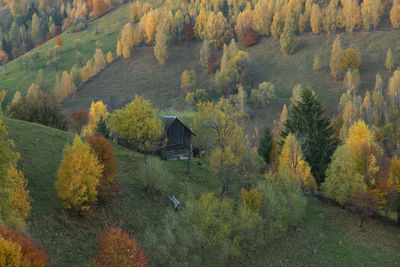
240, 28, 259, 48
93, 226, 148, 267
87, 135, 120, 201
0, 227, 49, 267
346, 189, 378, 227
70, 109, 89, 134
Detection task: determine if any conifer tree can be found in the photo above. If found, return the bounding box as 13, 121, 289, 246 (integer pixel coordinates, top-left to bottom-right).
280, 15, 297, 55
330, 36, 341, 79
258, 127, 273, 163
281, 88, 337, 183
385, 48, 394, 72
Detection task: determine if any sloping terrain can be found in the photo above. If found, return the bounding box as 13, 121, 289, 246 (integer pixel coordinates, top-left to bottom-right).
62, 30, 400, 129
3, 118, 400, 265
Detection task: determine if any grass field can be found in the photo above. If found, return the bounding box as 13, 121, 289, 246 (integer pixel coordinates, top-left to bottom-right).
2, 118, 400, 266
62, 29, 400, 131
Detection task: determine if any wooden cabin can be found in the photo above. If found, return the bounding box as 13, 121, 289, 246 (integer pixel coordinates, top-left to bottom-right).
161, 116, 195, 160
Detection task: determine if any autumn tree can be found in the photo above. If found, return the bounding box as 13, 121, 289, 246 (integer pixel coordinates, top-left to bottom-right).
279, 133, 318, 191
121, 23, 134, 59
200, 39, 210, 68
93, 48, 106, 73
281, 88, 337, 184
116, 39, 122, 57
93, 226, 148, 266
343, 0, 361, 32
87, 135, 119, 201
31, 13, 41, 44
142, 9, 161, 44
385, 48, 394, 71
330, 36, 341, 78
280, 15, 297, 55
8, 168, 31, 226
310, 4, 322, 34
339, 48, 361, 73
250, 82, 276, 105
240, 188, 263, 212
154, 20, 169, 64
271, 12, 283, 39
361, 0, 383, 31
93, 0, 109, 17
106, 51, 113, 64
180, 69, 197, 91
0, 227, 49, 266
390, 2, 400, 28
240, 28, 259, 47
313, 54, 322, 71
0, 50, 8, 74
109, 95, 163, 160
56, 135, 103, 213
55, 37, 63, 47
70, 109, 89, 134
204, 12, 228, 48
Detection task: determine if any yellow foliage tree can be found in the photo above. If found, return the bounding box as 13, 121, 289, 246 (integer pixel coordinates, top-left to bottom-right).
121, 23, 134, 59
342, 0, 361, 32
154, 20, 169, 64
278, 133, 318, 191
143, 9, 161, 44
55, 135, 103, 213
330, 36, 341, 78
0, 236, 22, 266
116, 39, 122, 57
339, 48, 361, 73
240, 188, 263, 212
83, 101, 109, 136
390, 2, 400, 28
346, 120, 374, 152
205, 12, 228, 48
106, 51, 113, 64
310, 4, 322, 34
8, 168, 31, 223
109, 95, 163, 158
385, 48, 394, 71
93, 48, 106, 73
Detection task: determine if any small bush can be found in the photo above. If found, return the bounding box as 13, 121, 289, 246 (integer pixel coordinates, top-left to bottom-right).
240, 28, 259, 48
250, 82, 276, 106
137, 157, 173, 195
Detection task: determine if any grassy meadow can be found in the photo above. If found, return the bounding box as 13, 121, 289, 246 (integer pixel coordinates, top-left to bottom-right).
62, 30, 400, 131
1, 118, 399, 266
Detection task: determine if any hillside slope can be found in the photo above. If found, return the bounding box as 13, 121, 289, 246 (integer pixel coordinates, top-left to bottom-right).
3, 118, 400, 266
0, 3, 132, 108
62, 30, 400, 129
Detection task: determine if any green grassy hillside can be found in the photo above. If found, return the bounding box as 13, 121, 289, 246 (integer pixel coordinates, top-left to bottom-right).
3, 118, 400, 266
0, 3, 132, 108
62, 30, 400, 129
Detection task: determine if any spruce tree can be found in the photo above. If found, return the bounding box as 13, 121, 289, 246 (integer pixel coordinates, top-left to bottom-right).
258, 127, 273, 163
95, 116, 111, 139
281, 88, 337, 184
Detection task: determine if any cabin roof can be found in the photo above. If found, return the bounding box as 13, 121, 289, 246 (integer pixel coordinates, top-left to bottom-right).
161, 116, 196, 136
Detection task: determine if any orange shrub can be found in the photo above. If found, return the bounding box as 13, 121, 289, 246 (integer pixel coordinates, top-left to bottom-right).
87, 135, 119, 201
55, 37, 63, 47
93, 226, 148, 267
240, 28, 259, 48
0, 227, 49, 267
